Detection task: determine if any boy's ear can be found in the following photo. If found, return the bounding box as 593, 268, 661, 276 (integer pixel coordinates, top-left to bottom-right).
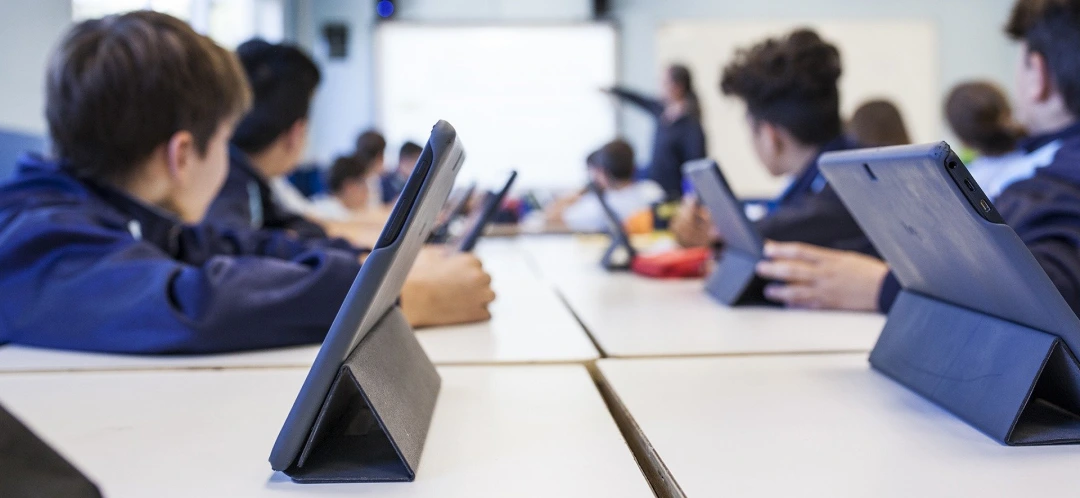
1028, 50, 1055, 102
164, 130, 197, 183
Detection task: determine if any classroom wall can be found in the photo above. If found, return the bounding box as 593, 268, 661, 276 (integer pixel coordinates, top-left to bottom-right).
0, 0, 71, 135
299, 0, 1020, 171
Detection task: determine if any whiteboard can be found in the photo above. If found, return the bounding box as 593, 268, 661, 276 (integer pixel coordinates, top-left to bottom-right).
376, 23, 618, 191
656, 20, 939, 197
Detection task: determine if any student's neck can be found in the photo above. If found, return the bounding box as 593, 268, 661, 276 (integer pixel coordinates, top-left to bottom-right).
784, 143, 822, 176
609, 179, 634, 190
1028, 111, 1078, 136
247, 148, 288, 180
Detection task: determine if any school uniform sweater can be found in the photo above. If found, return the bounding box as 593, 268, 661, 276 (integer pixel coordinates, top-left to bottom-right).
0, 155, 363, 354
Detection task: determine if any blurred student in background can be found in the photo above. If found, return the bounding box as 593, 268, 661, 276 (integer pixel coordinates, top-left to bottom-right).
755, 0, 1080, 315
0, 12, 495, 354
546, 139, 665, 232
846, 99, 911, 147
310, 151, 380, 220
670, 29, 873, 258
944, 80, 1046, 198
605, 64, 707, 200
206, 40, 379, 246
382, 141, 423, 204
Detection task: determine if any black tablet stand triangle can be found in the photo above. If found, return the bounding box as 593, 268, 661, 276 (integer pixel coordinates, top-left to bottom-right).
283, 306, 441, 482
703, 247, 764, 306
872, 291, 1080, 444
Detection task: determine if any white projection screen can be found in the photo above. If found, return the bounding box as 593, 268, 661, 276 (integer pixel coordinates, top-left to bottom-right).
376, 23, 619, 191
656, 20, 939, 197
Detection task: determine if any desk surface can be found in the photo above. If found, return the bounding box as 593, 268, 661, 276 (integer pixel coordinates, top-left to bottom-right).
0, 239, 598, 373
519, 236, 885, 358
0, 364, 653, 498
597, 354, 1080, 497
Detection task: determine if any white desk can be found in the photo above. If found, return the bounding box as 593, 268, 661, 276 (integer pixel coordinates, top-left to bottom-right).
597, 355, 1080, 497
0, 365, 653, 498
519, 236, 885, 357
0, 239, 597, 372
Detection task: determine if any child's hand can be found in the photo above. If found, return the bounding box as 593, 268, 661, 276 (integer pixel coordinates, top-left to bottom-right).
670, 196, 717, 248
400, 247, 497, 328
754, 241, 888, 311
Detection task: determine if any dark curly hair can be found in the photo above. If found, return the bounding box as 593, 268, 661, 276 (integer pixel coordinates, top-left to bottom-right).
720, 28, 843, 146
1006, 0, 1080, 117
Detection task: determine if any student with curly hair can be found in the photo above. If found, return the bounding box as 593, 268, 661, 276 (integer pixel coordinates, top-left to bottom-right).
670, 29, 873, 261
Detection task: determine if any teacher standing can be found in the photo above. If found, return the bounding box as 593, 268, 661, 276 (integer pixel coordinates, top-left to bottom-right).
605, 64, 707, 200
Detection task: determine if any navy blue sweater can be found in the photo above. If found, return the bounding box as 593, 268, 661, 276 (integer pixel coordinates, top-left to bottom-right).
755, 136, 874, 255
205, 145, 328, 239
0, 156, 363, 354
878, 123, 1080, 315
610, 87, 707, 200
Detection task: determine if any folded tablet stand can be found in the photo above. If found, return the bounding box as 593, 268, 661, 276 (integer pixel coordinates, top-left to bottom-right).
601, 231, 636, 271
1, 402, 102, 497
872, 291, 1080, 444
283, 306, 441, 482
704, 247, 762, 306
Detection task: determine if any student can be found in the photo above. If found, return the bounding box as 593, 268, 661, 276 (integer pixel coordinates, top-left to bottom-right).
847, 99, 911, 147
547, 140, 665, 232
755, 0, 1080, 316
382, 141, 422, 204
605, 64, 707, 200
0, 12, 494, 354
944, 80, 1051, 198
310, 152, 378, 220
670, 29, 874, 256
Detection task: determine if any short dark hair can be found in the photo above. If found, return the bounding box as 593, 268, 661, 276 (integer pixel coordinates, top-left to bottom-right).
328, 152, 376, 193
847, 99, 912, 147
945, 81, 1026, 156
720, 28, 843, 145
355, 130, 386, 158
1006, 0, 1080, 117
398, 141, 422, 160
598, 139, 635, 182
231, 39, 320, 154
47, 11, 251, 182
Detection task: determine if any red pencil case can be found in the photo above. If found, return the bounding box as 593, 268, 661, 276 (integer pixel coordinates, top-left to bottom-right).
631, 247, 712, 279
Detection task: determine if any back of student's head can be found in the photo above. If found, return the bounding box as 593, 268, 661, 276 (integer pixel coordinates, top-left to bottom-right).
399, 141, 422, 161
328, 152, 374, 194
847, 99, 912, 147
720, 28, 843, 146
355, 130, 386, 159
1006, 0, 1080, 117
598, 140, 635, 182
47, 11, 251, 182
586, 149, 603, 170
230, 39, 320, 155
945, 81, 1025, 156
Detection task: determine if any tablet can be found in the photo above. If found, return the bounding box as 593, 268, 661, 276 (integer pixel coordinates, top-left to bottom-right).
683, 158, 763, 258
590, 182, 636, 269
269, 120, 465, 472
428, 182, 476, 244
453, 170, 517, 252
819, 142, 1080, 355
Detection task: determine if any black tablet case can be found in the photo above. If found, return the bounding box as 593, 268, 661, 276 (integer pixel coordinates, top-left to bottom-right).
590, 183, 636, 270
0, 402, 102, 498
455, 171, 517, 252
820, 142, 1080, 444
272, 121, 463, 481
684, 159, 764, 305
